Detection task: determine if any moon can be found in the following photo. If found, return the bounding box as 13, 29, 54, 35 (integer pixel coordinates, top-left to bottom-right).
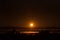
30, 23, 33, 27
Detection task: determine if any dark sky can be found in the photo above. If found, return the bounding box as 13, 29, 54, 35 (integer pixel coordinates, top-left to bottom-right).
0, 0, 60, 27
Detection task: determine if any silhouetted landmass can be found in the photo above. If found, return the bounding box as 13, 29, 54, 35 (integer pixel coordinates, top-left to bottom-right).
0, 26, 60, 40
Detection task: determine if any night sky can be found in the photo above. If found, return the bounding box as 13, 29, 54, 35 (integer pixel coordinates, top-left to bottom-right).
0, 0, 60, 27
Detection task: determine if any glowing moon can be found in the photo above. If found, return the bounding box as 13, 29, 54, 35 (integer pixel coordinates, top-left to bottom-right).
30, 23, 34, 27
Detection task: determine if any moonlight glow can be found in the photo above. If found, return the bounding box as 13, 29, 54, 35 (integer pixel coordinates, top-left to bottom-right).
30, 23, 34, 27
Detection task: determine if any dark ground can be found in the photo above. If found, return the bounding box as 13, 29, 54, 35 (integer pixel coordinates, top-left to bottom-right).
0, 29, 60, 40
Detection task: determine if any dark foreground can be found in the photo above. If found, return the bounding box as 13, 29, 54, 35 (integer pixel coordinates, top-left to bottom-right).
0, 30, 60, 40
